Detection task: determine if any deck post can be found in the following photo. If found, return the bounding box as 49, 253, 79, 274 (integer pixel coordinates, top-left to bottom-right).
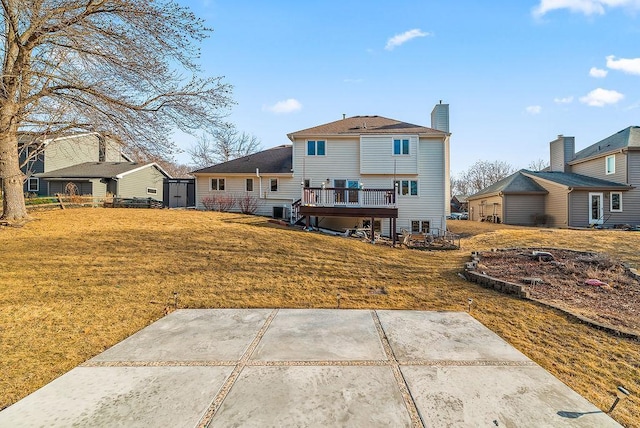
370, 216, 375, 244
305, 215, 310, 229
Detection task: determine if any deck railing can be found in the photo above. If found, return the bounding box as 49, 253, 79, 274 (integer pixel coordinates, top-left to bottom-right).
302, 187, 396, 208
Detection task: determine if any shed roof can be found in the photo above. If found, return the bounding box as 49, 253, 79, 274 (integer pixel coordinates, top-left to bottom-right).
37, 162, 169, 179
192, 145, 292, 175
287, 116, 446, 140
572, 126, 640, 162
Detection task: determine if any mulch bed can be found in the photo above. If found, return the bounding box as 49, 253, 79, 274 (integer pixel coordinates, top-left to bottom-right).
477, 248, 640, 335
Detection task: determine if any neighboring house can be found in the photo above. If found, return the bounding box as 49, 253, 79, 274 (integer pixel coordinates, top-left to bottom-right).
450, 194, 468, 213
467, 128, 639, 228
20, 133, 128, 196
193, 103, 451, 238
36, 162, 170, 201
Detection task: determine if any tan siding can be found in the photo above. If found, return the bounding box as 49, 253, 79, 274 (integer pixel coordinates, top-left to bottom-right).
503, 195, 544, 225
468, 195, 502, 222
528, 179, 569, 228
117, 166, 166, 200
549, 138, 564, 172
360, 135, 418, 175
571, 152, 626, 183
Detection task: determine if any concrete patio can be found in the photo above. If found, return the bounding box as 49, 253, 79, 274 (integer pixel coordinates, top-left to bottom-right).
0, 309, 621, 427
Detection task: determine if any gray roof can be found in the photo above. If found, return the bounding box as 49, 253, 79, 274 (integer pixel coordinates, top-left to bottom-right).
572, 126, 640, 162
287, 116, 446, 139
468, 171, 548, 199
192, 145, 292, 174
37, 162, 164, 179
524, 170, 632, 190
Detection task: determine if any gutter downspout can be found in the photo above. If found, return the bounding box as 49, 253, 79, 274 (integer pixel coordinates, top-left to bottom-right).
256, 168, 262, 199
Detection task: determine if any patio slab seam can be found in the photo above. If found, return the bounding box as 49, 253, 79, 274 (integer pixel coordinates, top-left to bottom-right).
196, 308, 279, 428
370, 309, 425, 428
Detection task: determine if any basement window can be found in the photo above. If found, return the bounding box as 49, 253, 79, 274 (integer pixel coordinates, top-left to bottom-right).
411, 220, 430, 233
147, 187, 157, 195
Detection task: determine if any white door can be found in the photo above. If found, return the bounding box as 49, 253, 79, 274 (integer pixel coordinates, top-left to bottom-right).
589, 192, 604, 225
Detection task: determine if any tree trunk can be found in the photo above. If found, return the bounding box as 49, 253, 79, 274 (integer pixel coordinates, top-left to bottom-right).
0, 127, 28, 221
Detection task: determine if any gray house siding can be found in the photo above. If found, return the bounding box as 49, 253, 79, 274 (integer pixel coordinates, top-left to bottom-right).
504, 194, 545, 225
117, 167, 166, 200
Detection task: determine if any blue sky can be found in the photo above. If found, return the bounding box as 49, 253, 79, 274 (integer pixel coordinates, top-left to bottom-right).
175, 0, 640, 176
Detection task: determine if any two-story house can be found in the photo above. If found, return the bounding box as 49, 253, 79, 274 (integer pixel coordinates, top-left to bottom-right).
467, 127, 639, 228
193, 103, 451, 239
21, 133, 170, 201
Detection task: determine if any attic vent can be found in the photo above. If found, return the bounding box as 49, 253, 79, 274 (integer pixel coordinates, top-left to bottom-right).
363, 122, 367, 129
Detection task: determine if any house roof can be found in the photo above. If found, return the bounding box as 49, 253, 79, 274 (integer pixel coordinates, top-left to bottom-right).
37, 162, 169, 179
523, 170, 632, 190
468, 171, 548, 199
287, 116, 447, 140
191, 145, 292, 175
571, 126, 640, 162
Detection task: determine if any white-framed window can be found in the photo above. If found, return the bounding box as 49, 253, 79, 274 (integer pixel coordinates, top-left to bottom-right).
307, 140, 326, 156
246, 178, 254, 192
411, 220, 430, 233
270, 178, 278, 192
395, 180, 418, 196
610, 192, 622, 212
210, 178, 225, 191
147, 187, 157, 195
605, 155, 615, 175
27, 177, 39, 192
393, 138, 409, 155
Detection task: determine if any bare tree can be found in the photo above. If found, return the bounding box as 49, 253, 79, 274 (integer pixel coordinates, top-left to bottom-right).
452, 160, 516, 196
528, 158, 549, 171
188, 122, 261, 169
0, 1, 233, 221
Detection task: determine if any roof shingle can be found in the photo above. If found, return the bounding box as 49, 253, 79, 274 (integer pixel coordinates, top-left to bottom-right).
287, 116, 446, 139
192, 145, 292, 175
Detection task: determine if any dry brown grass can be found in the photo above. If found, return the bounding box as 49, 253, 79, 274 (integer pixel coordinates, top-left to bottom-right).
1, 210, 639, 426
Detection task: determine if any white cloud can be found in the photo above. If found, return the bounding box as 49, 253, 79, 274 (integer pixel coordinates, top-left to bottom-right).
526, 105, 542, 114
385, 29, 430, 51
589, 67, 608, 78
554, 96, 574, 104
263, 98, 302, 114
532, 0, 640, 17
606, 55, 640, 75
579, 88, 624, 106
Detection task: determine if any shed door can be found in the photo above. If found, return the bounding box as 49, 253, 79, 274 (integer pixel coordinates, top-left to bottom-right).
169, 182, 188, 208
589, 193, 603, 225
